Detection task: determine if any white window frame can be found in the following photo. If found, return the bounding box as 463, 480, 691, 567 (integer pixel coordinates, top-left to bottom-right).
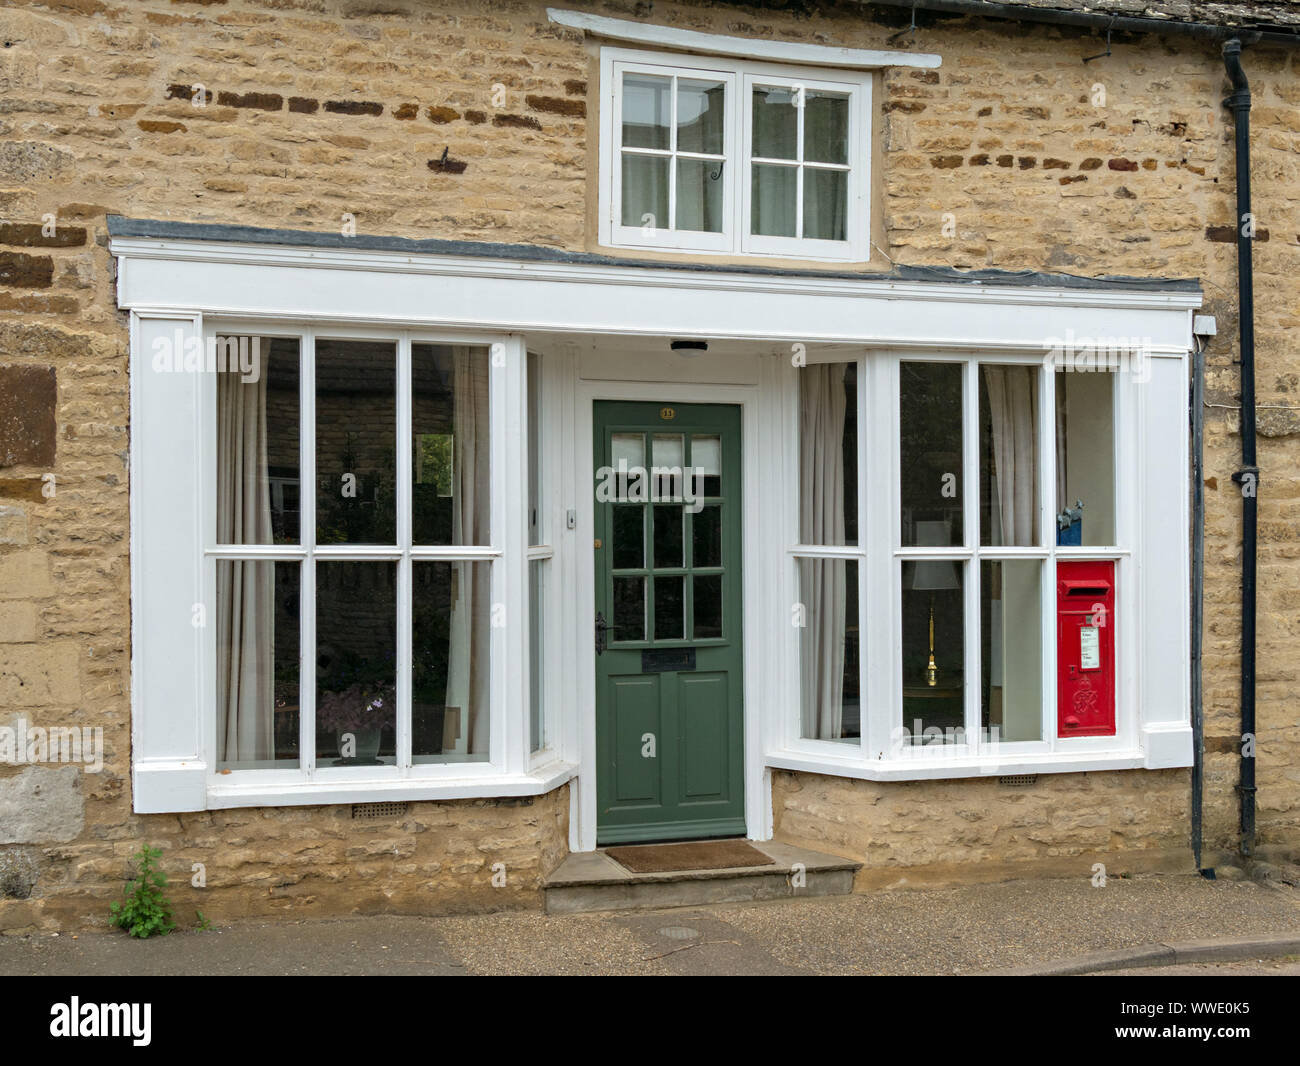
775, 348, 1150, 780
129, 311, 574, 812
599, 47, 872, 262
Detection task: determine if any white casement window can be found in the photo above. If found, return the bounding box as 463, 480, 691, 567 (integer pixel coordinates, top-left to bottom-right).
787, 352, 1144, 774
600, 48, 871, 261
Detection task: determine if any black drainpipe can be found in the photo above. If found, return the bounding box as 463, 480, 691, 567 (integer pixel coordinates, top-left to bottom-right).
1222, 39, 1258, 861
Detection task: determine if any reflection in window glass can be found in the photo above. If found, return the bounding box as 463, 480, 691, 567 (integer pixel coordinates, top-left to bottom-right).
612, 505, 644, 569
900, 361, 962, 546
799, 557, 859, 742
654, 575, 685, 640
752, 85, 798, 158
677, 158, 724, 232
614, 576, 645, 641
980, 365, 1040, 547
751, 162, 796, 237
803, 168, 847, 241
654, 504, 683, 568
622, 154, 669, 228
1055, 371, 1115, 546
981, 560, 1042, 742
316, 561, 396, 765
800, 362, 857, 545
652, 434, 684, 500
694, 573, 722, 638
901, 558, 964, 743
412, 344, 490, 546
622, 74, 670, 150
412, 560, 490, 763
804, 92, 848, 164
693, 505, 722, 568
691, 435, 721, 497
316, 340, 396, 545
677, 79, 725, 154
217, 336, 300, 545
216, 560, 300, 769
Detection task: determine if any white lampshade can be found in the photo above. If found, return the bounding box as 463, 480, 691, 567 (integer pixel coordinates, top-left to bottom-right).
908, 519, 960, 591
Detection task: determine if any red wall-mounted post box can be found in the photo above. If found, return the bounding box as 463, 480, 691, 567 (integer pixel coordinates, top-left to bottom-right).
1056, 560, 1116, 737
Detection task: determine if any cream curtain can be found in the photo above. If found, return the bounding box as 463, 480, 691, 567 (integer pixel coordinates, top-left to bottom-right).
445, 347, 491, 756
216, 365, 275, 764
983, 366, 1039, 546
799, 364, 847, 740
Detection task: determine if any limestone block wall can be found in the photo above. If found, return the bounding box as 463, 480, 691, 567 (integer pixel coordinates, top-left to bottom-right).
0, 0, 1296, 930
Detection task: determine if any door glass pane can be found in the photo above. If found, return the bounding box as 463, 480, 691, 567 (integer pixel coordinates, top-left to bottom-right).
751, 163, 796, 237
412, 343, 490, 546
652, 433, 684, 499
622, 73, 670, 150
676, 158, 724, 233
216, 560, 300, 769
691, 434, 721, 497
693, 574, 722, 638
752, 85, 798, 159
1055, 371, 1115, 546
612, 432, 645, 470
981, 560, 1042, 743
621, 153, 669, 229
693, 505, 722, 568
316, 339, 396, 545
798, 557, 859, 742
900, 558, 964, 746
653, 504, 683, 568
980, 364, 1040, 547
413, 560, 491, 763
216, 335, 300, 545
677, 78, 725, 155
804, 92, 849, 164
802, 168, 847, 241
316, 561, 396, 765
799, 362, 857, 545
612, 505, 644, 569
613, 576, 645, 641
900, 361, 963, 546
654, 575, 684, 640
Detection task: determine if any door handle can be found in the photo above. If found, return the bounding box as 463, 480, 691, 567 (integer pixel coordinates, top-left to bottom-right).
595, 611, 628, 655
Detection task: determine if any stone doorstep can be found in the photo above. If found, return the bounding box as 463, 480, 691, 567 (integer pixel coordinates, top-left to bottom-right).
543, 841, 861, 915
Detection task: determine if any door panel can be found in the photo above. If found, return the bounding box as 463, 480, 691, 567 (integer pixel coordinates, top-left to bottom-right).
595, 401, 744, 844
680, 672, 728, 801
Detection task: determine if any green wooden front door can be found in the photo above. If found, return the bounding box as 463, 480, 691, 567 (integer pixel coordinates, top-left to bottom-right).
594, 401, 745, 844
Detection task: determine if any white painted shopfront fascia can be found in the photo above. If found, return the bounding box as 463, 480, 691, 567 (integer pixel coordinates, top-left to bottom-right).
113, 231, 1200, 854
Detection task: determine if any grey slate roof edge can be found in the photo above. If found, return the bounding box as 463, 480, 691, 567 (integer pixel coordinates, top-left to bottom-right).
106, 215, 1202, 295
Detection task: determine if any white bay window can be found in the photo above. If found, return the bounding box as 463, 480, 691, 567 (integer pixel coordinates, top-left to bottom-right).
786, 351, 1144, 773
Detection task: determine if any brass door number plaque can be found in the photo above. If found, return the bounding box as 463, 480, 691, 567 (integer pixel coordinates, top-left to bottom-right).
660, 406, 675, 420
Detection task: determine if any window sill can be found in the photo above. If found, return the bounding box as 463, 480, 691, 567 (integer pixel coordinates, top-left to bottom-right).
134, 758, 577, 813
766, 747, 1175, 783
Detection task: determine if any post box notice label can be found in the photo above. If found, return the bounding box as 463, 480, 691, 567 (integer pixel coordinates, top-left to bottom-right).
1080, 625, 1100, 670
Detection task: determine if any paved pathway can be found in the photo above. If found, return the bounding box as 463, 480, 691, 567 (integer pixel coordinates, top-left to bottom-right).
2, 872, 1298, 975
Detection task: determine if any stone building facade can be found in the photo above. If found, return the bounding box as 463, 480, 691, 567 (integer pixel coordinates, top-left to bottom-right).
0, 0, 1296, 932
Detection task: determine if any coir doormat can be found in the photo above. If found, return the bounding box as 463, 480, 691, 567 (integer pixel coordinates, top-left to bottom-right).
605, 840, 775, 874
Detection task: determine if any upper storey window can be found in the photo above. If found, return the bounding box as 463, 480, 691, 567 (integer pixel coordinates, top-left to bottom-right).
600, 48, 871, 262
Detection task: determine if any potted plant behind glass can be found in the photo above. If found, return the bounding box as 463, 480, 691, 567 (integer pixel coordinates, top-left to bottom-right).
317, 681, 394, 765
